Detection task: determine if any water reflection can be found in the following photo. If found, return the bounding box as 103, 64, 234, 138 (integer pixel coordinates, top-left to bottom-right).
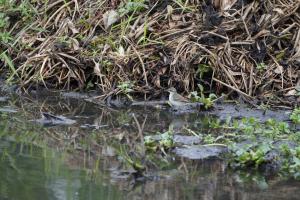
0, 140, 123, 200
0, 92, 299, 200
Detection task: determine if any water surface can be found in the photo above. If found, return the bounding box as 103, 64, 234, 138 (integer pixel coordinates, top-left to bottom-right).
0, 92, 299, 200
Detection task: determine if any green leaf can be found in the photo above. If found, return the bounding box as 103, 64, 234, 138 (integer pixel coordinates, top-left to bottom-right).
1, 52, 18, 82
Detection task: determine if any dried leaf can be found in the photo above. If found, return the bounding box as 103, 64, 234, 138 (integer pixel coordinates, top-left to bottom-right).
273, 8, 284, 15
93, 61, 103, 77
118, 45, 125, 57
103, 10, 120, 30
158, 67, 167, 75
67, 19, 79, 34
166, 5, 173, 18
154, 76, 161, 88
214, 0, 237, 11
171, 15, 181, 21
274, 65, 283, 74
70, 38, 80, 50
285, 89, 296, 96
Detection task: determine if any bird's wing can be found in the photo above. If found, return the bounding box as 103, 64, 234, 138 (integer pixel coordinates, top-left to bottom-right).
176, 94, 190, 102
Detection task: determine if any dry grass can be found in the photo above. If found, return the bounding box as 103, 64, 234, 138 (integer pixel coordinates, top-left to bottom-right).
1, 0, 299, 105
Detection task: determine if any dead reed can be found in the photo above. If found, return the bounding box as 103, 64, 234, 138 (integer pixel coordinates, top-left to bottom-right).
1, 0, 299, 105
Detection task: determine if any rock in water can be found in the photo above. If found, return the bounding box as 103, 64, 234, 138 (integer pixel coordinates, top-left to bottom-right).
174, 145, 228, 160
35, 112, 76, 126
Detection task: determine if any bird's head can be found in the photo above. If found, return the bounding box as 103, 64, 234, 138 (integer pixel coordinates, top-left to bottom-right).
167, 87, 177, 93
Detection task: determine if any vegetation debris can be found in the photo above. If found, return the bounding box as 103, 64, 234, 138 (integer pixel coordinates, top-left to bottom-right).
0, 0, 299, 106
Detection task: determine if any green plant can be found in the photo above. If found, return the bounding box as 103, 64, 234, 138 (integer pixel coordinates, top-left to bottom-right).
0, 13, 8, 28
189, 84, 217, 109
280, 145, 300, 178
0, 10, 12, 45
118, 0, 148, 16
17, 1, 36, 18
173, 0, 195, 12
288, 132, 300, 143
257, 63, 267, 71
1, 52, 18, 83
203, 134, 216, 144
117, 145, 145, 172
196, 64, 211, 79
117, 81, 134, 100
290, 108, 300, 124
229, 142, 272, 168
0, 32, 12, 44
144, 126, 174, 152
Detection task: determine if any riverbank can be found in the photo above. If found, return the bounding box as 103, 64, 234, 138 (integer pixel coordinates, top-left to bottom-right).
1, 0, 299, 106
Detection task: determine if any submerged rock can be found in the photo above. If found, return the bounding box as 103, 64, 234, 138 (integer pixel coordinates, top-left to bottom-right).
174, 145, 228, 160
173, 135, 201, 145
211, 104, 291, 122
35, 112, 76, 126
61, 92, 89, 99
